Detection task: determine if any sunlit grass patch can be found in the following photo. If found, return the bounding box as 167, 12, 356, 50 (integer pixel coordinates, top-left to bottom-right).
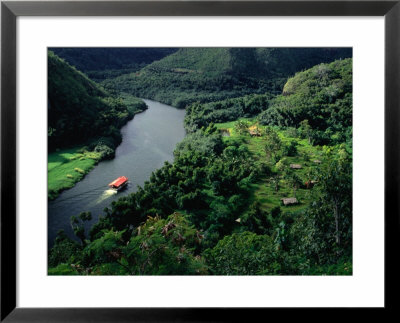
74, 167, 85, 174
48, 147, 102, 200
215, 118, 326, 214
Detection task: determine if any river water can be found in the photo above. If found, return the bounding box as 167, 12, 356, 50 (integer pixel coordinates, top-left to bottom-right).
48, 99, 186, 248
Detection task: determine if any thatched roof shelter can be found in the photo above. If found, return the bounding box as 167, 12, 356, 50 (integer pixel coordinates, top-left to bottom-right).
248, 125, 261, 137
290, 164, 302, 169
281, 197, 298, 206
220, 129, 231, 137
313, 159, 322, 164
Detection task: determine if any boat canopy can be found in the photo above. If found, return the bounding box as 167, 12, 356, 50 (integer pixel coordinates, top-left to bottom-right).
108, 176, 128, 188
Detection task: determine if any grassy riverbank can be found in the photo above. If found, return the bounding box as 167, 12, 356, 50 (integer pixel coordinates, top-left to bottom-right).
48, 147, 102, 200
48, 86, 148, 201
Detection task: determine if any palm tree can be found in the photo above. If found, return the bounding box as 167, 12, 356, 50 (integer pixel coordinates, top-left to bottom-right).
234, 120, 250, 135
285, 170, 302, 197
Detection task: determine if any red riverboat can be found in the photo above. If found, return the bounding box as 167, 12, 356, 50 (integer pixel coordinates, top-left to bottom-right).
108, 176, 129, 191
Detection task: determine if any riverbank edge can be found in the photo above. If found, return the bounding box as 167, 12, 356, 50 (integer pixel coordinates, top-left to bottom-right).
48, 104, 148, 201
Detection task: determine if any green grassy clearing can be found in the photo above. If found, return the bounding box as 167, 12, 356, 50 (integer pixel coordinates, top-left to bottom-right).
48, 147, 102, 200
215, 119, 327, 214
48, 96, 147, 201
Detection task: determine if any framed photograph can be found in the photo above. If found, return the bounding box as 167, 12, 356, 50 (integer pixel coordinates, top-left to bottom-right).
1, 0, 399, 321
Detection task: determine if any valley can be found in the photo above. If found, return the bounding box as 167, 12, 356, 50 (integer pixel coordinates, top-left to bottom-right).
47, 48, 352, 276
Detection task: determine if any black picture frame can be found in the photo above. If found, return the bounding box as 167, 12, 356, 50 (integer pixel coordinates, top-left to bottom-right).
1, 0, 399, 321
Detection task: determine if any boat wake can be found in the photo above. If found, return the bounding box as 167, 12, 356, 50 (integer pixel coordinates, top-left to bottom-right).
94, 189, 118, 204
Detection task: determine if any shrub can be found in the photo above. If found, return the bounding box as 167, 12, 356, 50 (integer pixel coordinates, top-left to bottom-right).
283, 140, 298, 157
74, 167, 85, 174
94, 144, 115, 159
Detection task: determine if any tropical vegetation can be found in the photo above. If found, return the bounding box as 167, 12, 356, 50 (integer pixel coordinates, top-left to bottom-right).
48, 48, 352, 275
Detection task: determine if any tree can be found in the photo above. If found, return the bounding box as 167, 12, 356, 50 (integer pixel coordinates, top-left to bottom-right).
48, 230, 82, 267
70, 211, 92, 246
240, 202, 272, 235
275, 157, 289, 173
264, 127, 282, 161
288, 205, 337, 270
304, 167, 318, 189
273, 221, 287, 250
283, 140, 298, 157
319, 159, 352, 246
234, 120, 250, 135
284, 169, 302, 198
270, 173, 281, 192
204, 232, 281, 275
123, 213, 207, 275
299, 119, 313, 144
288, 164, 352, 270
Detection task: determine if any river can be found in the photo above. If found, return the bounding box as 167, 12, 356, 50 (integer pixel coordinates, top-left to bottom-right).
48, 99, 186, 248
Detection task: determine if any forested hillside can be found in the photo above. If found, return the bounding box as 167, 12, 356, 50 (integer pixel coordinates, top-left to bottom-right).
186, 58, 352, 146
258, 58, 352, 146
48, 51, 147, 199
48, 51, 146, 151
49, 57, 353, 275
50, 48, 178, 81
102, 48, 352, 108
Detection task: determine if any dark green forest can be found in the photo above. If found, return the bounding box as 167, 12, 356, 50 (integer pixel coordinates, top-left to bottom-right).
48, 48, 352, 275
49, 48, 178, 81
101, 48, 351, 108
186, 58, 352, 146
48, 51, 147, 154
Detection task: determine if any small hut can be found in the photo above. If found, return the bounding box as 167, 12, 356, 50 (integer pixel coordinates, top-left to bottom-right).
220, 129, 231, 137
313, 159, 322, 164
248, 125, 261, 137
281, 197, 298, 206
290, 164, 302, 169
